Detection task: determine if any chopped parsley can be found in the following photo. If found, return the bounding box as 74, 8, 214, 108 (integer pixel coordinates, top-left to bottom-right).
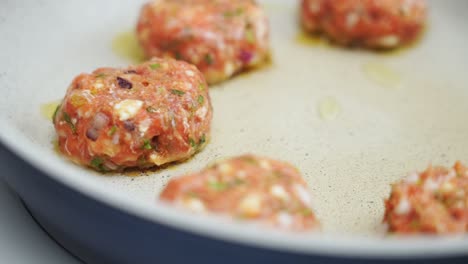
95, 73, 106, 78
171, 89, 186, 96
149, 63, 161, 70
186, 191, 199, 198
198, 84, 206, 91
52, 104, 61, 123
175, 51, 183, 60
90, 157, 107, 172
208, 178, 245, 191
204, 53, 214, 65
146, 106, 158, 113
410, 220, 420, 229
189, 134, 207, 149
300, 208, 313, 216
108, 126, 117, 136
208, 181, 228, 191
199, 134, 206, 146
189, 137, 196, 148
241, 156, 257, 164
224, 8, 244, 18
273, 171, 285, 178
233, 178, 246, 186
197, 95, 204, 105
62, 112, 76, 134
142, 139, 152, 150
245, 29, 256, 44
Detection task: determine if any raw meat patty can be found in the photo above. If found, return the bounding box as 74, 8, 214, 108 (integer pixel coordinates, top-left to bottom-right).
301, 0, 427, 48
54, 58, 212, 171
137, 0, 270, 84
160, 155, 320, 231
384, 162, 467, 234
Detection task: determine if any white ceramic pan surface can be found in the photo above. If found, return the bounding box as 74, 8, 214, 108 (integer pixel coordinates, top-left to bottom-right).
0, 0, 467, 258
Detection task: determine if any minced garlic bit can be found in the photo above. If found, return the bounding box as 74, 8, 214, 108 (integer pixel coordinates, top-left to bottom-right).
114, 99, 143, 121
346, 12, 359, 29
424, 178, 440, 192
276, 212, 293, 228
182, 198, 206, 213
293, 184, 312, 207
224, 62, 235, 77
377, 35, 400, 48
218, 163, 233, 175
440, 182, 455, 193
270, 185, 289, 201
259, 159, 271, 170
238, 193, 262, 217
93, 80, 104, 89
138, 118, 152, 135
404, 172, 420, 184
185, 70, 195, 77
395, 197, 411, 215
318, 97, 341, 121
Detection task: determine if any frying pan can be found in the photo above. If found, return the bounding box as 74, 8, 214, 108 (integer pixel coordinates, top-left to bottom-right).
0, 0, 467, 263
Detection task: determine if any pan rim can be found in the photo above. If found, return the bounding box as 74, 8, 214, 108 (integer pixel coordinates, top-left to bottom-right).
1, 118, 467, 259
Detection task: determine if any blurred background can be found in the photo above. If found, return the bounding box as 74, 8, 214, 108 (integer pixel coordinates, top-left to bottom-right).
0, 181, 79, 263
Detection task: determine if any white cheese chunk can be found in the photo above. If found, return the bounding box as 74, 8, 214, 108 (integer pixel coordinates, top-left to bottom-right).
114, 99, 143, 121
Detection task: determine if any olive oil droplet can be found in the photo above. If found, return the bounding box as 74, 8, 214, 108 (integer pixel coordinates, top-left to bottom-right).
296, 31, 329, 47
318, 97, 341, 121
40, 100, 61, 121
112, 31, 146, 63
362, 62, 402, 89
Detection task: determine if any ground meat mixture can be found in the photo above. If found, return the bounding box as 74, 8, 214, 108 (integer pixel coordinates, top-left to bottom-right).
384, 162, 468, 234
54, 58, 212, 172
137, 0, 270, 84
301, 0, 427, 49
160, 155, 320, 231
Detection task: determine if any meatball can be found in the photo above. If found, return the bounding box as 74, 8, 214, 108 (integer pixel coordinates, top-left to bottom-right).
53, 58, 212, 172
301, 0, 427, 49
384, 162, 468, 234
160, 155, 320, 231
136, 0, 270, 84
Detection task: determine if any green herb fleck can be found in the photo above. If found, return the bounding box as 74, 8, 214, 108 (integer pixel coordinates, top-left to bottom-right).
146, 106, 158, 113
187, 191, 199, 198
233, 178, 246, 186
90, 157, 107, 172
224, 8, 243, 18
108, 126, 117, 136
273, 170, 285, 178
198, 84, 206, 91
410, 220, 420, 229
208, 181, 228, 191
142, 139, 152, 150
171, 89, 186, 96
241, 156, 257, 165
204, 53, 214, 65
199, 134, 206, 146
189, 138, 196, 148
197, 95, 204, 105
95, 73, 106, 78
175, 51, 183, 60
62, 112, 76, 134
299, 208, 313, 216
52, 104, 61, 123
149, 63, 161, 70
245, 29, 255, 44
